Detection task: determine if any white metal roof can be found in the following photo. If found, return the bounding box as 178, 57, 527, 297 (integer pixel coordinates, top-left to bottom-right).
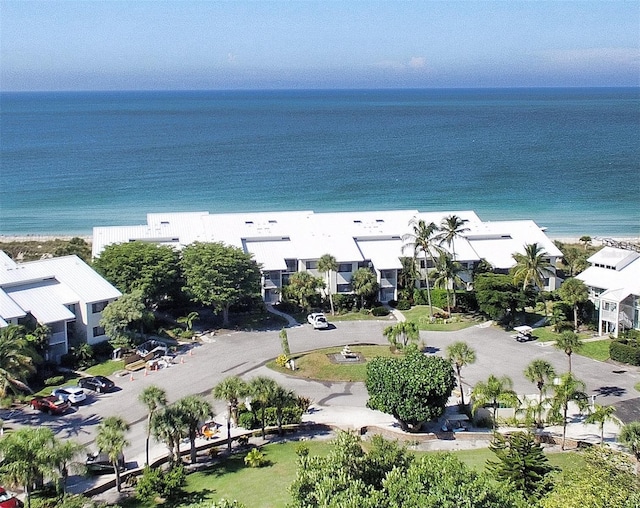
588, 247, 640, 271
356, 239, 404, 270
0, 289, 27, 320
578, 254, 640, 302
5, 280, 77, 324
244, 239, 297, 271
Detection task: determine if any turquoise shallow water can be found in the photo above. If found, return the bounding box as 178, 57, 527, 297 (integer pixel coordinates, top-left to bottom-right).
1, 88, 638, 237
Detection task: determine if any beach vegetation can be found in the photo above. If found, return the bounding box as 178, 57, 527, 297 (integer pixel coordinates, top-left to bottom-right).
511, 243, 554, 291
181, 242, 262, 328
0, 237, 91, 263
366, 344, 455, 432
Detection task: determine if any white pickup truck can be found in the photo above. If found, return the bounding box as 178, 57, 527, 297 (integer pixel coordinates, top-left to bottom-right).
307, 312, 329, 329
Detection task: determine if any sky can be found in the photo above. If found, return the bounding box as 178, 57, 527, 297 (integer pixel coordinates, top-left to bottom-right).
1, 0, 638, 91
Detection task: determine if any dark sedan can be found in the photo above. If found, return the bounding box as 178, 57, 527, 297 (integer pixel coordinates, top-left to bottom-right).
77, 375, 116, 393
30, 395, 70, 415
86, 452, 125, 474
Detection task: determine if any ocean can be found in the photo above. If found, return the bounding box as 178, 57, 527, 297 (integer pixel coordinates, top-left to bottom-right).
1, 88, 638, 238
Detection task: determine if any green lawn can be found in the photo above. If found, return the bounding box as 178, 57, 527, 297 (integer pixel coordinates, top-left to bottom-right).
268, 345, 398, 382
330, 311, 393, 322
577, 340, 611, 362
400, 306, 480, 331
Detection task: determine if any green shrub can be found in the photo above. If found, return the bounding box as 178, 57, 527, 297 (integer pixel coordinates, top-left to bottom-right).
295, 442, 310, 457
610, 339, 640, 366
396, 299, 411, 311
333, 293, 357, 312
244, 448, 267, 467
275, 354, 289, 367
413, 289, 427, 305
136, 464, 186, 502
263, 406, 303, 426
44, 375, 65, 386
275, 300, 299, 314
238, 411, 258, 430
371, 306, 390, 317
296, 396, 312, 413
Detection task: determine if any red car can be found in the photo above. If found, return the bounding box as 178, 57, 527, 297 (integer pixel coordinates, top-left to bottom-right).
0, 487, 21, 508
30, 395, 70, 415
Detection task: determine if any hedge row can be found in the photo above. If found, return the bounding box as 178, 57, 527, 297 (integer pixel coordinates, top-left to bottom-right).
610, 339, 640, 366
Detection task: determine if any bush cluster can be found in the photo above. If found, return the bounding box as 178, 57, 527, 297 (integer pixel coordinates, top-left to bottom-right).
610, 338, 640, 366
371, 306, 390, 317
237, 405, 303, 430
135, 465, 186, 502
44, 375, 65, 386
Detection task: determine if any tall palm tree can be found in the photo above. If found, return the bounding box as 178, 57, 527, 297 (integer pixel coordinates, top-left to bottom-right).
554, 331, 583, 372
446, 341, 476, 407
139, 385, 167, 467
318, 254, 338, 315
268, 384, 297, 435
548, 373, 589, 450
248, 376, 277, 438
620, 422, 640, 474
472, 374, 520, 431
383, 321, 420, 350
436, 214, 470, 263
175, 395, 212, 464
0, 325, 38, 397
511, 243, 554, 291
523, 359, 556, 428
213, 376, 249, 451
0, 427, 57, 508
558, 278, 589, 332
50, 440, 85, 495
402, 218, 440, 320
96, 416, 129, 492
585, 404, 616, 444
150, 405, 184, 466
351, 267, 379, 309
433, 252, 464, 314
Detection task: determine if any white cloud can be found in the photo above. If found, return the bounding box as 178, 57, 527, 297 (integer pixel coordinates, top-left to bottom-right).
372, 56, 428, 71
227, 53, 237, 64
408, 56, 426, 69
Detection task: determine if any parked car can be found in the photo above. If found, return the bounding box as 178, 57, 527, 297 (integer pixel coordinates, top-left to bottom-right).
52, 386, 86, 405
30, 395, 70, 415
77, 375, 116, 393
0, 487, 21, 508
86, 451, 125, 474
307, 312, 329, 329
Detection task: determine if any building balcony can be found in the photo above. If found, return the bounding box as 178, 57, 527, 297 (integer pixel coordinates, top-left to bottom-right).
49, 331, 67, 346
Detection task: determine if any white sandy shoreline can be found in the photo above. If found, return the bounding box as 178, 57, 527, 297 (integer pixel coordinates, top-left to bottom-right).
1, 234, 638, 245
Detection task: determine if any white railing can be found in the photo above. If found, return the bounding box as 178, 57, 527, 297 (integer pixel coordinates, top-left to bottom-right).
49, 332, 67, 346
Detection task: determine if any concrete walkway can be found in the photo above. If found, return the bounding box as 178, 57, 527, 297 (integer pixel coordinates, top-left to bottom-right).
265, 303, 300, 327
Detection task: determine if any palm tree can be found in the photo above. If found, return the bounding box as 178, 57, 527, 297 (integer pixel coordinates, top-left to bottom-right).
96, 416, 129, 492
585, 404, 617, 444
0, 325, 38, 397
139, 385, 167, 466
433, 252, 464, 314
268, 384, 297, 435
50, 440, 85, 495
175, 395, 212, 464
0, 427, 57, 508
436, 214, 470, 263
579, 235, 592, 250
446, 341, 476, 407
318, 254, 338, 315
248, 376, 277, 438
150, 405, 184, 466
351, 267, 379, 309
620, 422, 640, 473
523, 359, 556, 428
213, 376, 249, 451
402, 218, 440, 320
548, 373, 589, 450
383, 321, 420, 350
558, 278, 589, 332
177, 311, 199, 332
554, 331, 583, 372
472, 374, 520, 431
511, 243, 554, 291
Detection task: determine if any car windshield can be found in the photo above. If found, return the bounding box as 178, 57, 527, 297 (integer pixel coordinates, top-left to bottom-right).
0, 492, 11, 501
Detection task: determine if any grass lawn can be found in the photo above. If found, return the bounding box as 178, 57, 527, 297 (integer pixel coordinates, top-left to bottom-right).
267, 345, 398, 382
330, 311, 393, 322
401, 306, 480, 331
128, 440, 583, 507
577, 340, 611, 362
532, 326, 592, 344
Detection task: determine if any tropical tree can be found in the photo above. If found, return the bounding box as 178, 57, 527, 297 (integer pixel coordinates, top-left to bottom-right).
248, 376, 277, 438
619, 421, 640, 471
0, 324, 38, 397
366, 345, 455, 432
0, 427, 58, 508
436, 214, 470, 263
268, 384, 297, 435
579, 235, 592, 250
585, 404, 617, 444
318, 254, 338, 315
351, 268, 379, 309
96, 416, 130, 492
150, 405, 184, 466
523, 359, 556, 428
446, 341, 476, 407
474, 273, 525, 323
282, 271, 323, 312
139, 385, 167, 467
511, 242, 553, 290
53, 236, 92, 262
279, 328, 291, 358
554, 331, 583, 372
472, 375, 520, 430
548, 372, 589, 450
213, 376, 249, 451
50, 440, 85, 495
487, 431, 557, 500
175, 395, 212, 464
100, 289, 146, 348
398, 256, 418, 298
432, 252, 464, 314
181, 241, 262, 327
383, 321, 419, 350
177, 311, 199, 332
558, 278, 589, 332
402, 218, 440, 320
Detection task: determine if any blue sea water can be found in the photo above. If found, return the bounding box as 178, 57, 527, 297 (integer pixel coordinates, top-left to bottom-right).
1, 88, 639, 237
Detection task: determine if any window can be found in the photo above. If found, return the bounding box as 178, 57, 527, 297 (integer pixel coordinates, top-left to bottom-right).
338, 263, 352, 273
337, 284, 351, 293
93, 326, 105, 337
306, 261, 317, 270
66, 303, 76, 314
92, 301, 108, 313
